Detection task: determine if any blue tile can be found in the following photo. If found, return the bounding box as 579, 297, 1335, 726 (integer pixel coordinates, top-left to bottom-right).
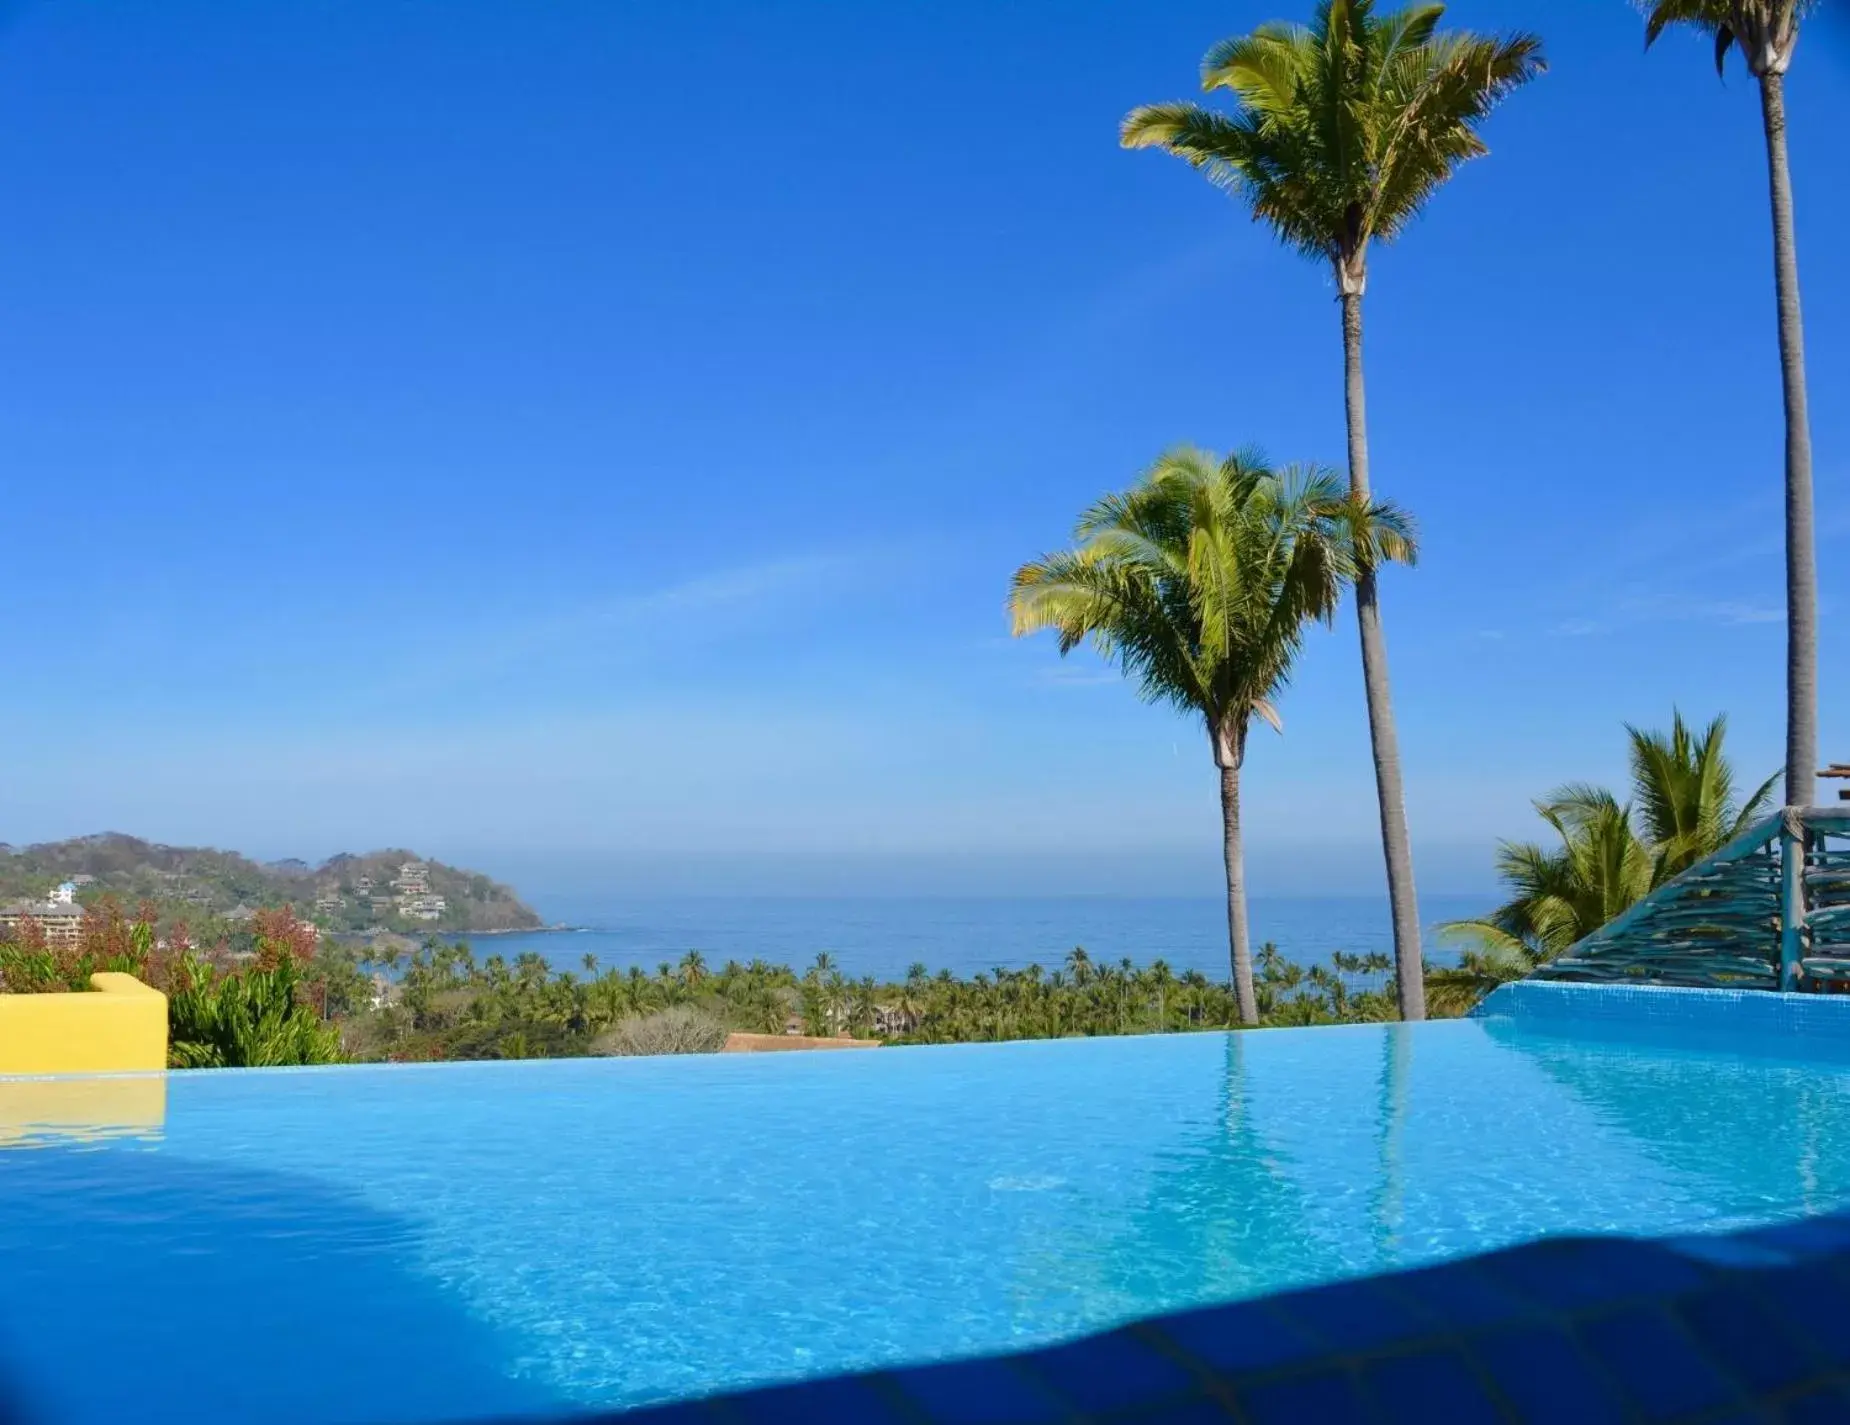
730, 1376, 906, 1424
1483, 1237, 1705, 1311
1578, 1304, 1733, 1419
1272, 1278, 1438, 1353
887, 1358, 1067, 1424
1359, 1348, 1502, 1425
1150, 1303, 1322, 1374
1237, 1369, 1373, 1425
1780, 1383, 1850, 1425
1114, 1401, 1233, 1425
1020, 1329, 1194, 1414
1474, 1327, 1629, 1425
1680, 1284, 1817, 1391
1672, 1233, 1797, 1270
1753, 1262, 1850, 1367
1391, 1262, 1533, 1330
1744, 1216, 1850, 1259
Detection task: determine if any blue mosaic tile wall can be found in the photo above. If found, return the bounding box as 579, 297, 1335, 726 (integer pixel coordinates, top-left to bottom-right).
573, 1211, 1850, 1425
1475, 979, 1850, 1041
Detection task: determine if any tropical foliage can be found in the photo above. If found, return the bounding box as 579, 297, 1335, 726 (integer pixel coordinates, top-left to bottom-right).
0, 900, 344, 1067
1429, 713, 1775, 1011
1010, 448, 1412, 1024
167, 947, 343, 1069
1122, 0, 1544, 1021
895, 947, 1401, 1040
1637, 0, 1820, 811
318, 939, 1409, 1061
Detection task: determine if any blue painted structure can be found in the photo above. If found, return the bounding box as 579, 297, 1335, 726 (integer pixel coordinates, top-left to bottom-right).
1527, 806, 1850, 993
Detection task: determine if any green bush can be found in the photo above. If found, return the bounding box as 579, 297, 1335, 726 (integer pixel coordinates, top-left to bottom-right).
167, 945, 342, 1069
165, 910, 344, 1065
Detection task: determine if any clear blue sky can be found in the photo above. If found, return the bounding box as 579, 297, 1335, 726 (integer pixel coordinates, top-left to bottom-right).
1, 1, 1844, 898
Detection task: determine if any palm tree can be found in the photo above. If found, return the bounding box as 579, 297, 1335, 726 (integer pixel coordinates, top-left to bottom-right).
1638, 1, 1819, 811
1122, 2, 1544, 1021
1627, 711, 1778, 879
1010, 446, 1415, 1023
1433, 711, 1774, 1009
1437, 791, 1656, 980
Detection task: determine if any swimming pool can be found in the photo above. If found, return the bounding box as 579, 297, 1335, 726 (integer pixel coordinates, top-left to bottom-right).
2, 1009, 1849, 1424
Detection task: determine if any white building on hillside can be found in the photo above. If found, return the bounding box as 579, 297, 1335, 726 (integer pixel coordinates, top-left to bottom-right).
0, 898, 83, 946
400, 894, 446, 922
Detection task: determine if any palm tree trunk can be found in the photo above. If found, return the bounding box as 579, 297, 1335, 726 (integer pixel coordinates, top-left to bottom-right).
1218, 755, 1259, 1026
1758, 71, 1818, 811
1341, 289, 1426, 1021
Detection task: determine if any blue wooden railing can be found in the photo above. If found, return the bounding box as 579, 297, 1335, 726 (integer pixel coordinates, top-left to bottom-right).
1531, 807, 1850, 992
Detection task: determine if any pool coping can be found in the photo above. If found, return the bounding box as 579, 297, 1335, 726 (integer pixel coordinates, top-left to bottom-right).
1474, 978, 1850, 1040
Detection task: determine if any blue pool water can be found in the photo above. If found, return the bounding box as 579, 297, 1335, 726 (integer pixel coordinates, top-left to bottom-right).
3, 1016, 1850, 1424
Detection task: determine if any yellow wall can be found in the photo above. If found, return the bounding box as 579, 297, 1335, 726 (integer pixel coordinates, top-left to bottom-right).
0, 972, 169, 1075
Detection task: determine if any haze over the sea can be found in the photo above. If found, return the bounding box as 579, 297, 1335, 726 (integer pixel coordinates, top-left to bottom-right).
462, 894, 1489, 983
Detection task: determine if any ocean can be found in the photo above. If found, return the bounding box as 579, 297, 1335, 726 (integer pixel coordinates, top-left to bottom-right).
453, 895, 1493, 982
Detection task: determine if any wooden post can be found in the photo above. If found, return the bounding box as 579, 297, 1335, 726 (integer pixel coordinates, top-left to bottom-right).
1781, 817, 1806, 992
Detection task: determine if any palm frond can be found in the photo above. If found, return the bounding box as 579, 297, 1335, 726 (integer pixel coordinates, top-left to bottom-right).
1121, 101, 1337, 262
1125, 0, 1544, 279
1375, 4, 1447, 67
1734, 770, 1780, 834
1011, 444, 1397, 753
1636, 0, 1818, 76
1640, 0, 1723, 49
1624, 710, 1772, 876
1009, 548, 1209, 715
1201, 22, 1314, 116
1467, 708, 1773, 974
1372, 31, 1546, 242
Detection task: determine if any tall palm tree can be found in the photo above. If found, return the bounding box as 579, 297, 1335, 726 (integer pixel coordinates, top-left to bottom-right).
1432, 711, 1774, 1010
1123, 2, 1544, 1020
1638, 1, 1819, 811
1010, 447, 1415, 1023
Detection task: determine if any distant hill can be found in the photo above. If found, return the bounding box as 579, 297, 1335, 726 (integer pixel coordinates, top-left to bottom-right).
0, 833, 543, 936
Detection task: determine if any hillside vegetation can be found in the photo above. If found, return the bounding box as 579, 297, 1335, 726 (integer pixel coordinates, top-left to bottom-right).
0, 833, 542, 936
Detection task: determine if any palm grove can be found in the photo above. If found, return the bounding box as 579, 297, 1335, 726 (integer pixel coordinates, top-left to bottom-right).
1013, 0, 1824, 1022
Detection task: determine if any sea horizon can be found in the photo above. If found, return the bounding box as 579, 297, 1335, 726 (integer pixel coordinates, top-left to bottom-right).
443, 892, 1493, 982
